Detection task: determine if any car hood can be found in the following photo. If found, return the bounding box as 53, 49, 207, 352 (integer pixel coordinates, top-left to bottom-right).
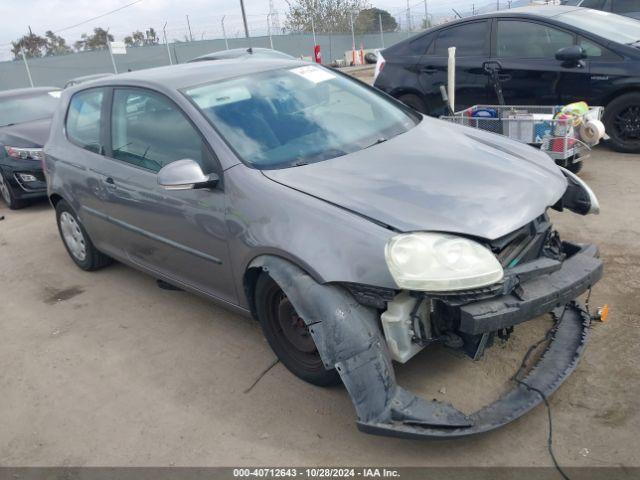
262, 116, 567, 240
0, 118, 51, 148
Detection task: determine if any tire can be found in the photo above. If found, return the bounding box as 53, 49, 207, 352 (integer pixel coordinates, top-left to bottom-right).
254, 273, 340, 387
566, 159, 583, 174
398, 93, 428, 114
604, 92, 640, 153
55, 200, 112, 271
0, 170, 27, 210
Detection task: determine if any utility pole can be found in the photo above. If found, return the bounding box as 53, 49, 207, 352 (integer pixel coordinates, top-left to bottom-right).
239, 0, 251, 40
406, 0, 412, 33
379, 13, 384, 48
497, 0, 500, 11
163, 22, 173, 65
349, 11, 356, 63
221, 16, 229, 49
186, 15, 193, 41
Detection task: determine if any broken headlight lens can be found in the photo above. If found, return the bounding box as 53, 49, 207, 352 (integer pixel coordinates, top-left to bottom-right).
384, 233, 504, 292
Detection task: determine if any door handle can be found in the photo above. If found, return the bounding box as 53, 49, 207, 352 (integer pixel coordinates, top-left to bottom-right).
104, 177, 116, 188
420, 66, 438, 74
497, 73, 512, 82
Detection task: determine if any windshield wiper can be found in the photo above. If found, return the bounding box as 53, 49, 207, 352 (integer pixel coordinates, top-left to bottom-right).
364, 137, 388, 149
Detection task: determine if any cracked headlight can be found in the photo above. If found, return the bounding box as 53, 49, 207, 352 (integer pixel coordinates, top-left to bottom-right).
384, 232, 504, 292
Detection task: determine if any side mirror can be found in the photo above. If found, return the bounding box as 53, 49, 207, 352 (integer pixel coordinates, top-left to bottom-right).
157, 159, 219, 190
555, 45, 587, 65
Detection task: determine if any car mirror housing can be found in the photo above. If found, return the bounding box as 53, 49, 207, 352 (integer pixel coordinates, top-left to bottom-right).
157, 159, 219, 190
555, 45, 587, 64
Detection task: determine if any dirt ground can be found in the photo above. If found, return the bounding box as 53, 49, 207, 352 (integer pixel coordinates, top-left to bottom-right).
1, 114, 639, 467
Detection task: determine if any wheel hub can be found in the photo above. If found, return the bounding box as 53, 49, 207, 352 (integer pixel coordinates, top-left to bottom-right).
277, 296, 316, 353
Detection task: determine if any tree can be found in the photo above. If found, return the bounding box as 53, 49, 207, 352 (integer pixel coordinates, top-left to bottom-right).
44, 30, 72, 56
285, 0, 367, 33
421, 17, 432, 29
11, 33, 47, 59
74, 27, 114, 51
124, 28, 159, 47
355, 8, 397, 33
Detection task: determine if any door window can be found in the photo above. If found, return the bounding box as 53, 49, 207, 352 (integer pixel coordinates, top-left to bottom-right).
496, 21, 574, 58
66, 88, 104, 153
110, 88, 211, 173
433, 21, 488, 57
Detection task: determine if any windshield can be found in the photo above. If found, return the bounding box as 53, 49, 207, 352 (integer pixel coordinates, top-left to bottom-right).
0, 90, 60, 127
185, 66, 418, 169
556, 8, 640, 44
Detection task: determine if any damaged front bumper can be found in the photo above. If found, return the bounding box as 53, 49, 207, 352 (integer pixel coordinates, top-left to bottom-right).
254, 242, 602, 439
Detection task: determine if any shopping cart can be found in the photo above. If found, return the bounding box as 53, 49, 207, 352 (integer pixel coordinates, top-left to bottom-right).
440, 104, 604, 173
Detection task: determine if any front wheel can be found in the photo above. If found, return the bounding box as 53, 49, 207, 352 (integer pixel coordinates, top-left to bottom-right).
604, 92, 640, 153
55, 200, 112, 271
255, 274, 340, 387
0, 170, 26, 210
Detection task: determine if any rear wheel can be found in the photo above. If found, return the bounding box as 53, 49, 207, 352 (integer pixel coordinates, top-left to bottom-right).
604, 92, 640, 153
0, 170, 26, 210
566, 159, 583, 174
55, 200, 112, 271
255, 274, 340, 387
398, 93, 428, 114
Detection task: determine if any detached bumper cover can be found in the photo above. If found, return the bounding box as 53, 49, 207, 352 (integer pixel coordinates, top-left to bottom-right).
252, 248, 600, 439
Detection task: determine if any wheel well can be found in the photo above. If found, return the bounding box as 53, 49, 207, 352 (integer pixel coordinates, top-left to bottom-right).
604, 87, 640, 109
243, 266, 262, 321
49, 193, 64, 208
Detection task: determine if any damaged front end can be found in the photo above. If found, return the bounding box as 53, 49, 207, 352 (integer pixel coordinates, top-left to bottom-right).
252, 209, 603, 438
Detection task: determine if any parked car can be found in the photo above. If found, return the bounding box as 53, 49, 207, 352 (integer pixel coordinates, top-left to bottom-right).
562, 0, 640, 19
64, 73, 113, 89
189, 47, 295, 62
45, 59, 602, 439
374, 5, 640, 152
0, 87, 60, 209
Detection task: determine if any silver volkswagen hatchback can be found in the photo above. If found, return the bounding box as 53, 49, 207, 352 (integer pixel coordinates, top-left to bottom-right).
45, 59, 603, 439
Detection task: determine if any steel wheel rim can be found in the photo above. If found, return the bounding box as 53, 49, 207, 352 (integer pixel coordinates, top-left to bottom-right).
614, 105, 640, 142
59, 212, 87, 261
267, 289, 324, 371
0, 172, 11, 205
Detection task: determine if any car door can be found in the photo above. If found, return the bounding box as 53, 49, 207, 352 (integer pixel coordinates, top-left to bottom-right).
416, 20, 491, 114
93, 86, 237, 304
490, 19, 591, 105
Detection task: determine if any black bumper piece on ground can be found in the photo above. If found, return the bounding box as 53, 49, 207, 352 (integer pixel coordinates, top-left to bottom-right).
252, 244, 601, 439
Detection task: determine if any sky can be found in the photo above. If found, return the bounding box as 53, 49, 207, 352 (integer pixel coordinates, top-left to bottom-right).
0, 0, 488, 60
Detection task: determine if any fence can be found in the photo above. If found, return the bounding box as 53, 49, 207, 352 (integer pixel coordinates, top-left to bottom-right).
0, 32, 410, 91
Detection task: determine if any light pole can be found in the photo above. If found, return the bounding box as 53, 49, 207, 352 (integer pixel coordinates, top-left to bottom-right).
424, 0, 428, 28
221, 16, 229, 49
163, 22, 172, 65
378, 13, 384, 48
239, 0, 250, 40
267, 14, 274, 49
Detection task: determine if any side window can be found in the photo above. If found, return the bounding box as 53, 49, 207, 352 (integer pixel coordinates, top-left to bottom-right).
579, 36, 618, 59
433, 22, 488, 57
612, 0, 640, 14
66, 88, 104, 154
408, 32, 435, 55
496, 21, 574, 58
110, 89, 211, 173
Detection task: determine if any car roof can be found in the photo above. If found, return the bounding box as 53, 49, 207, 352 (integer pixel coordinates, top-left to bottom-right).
83, 57, 308, 91
0, 86, 60, 99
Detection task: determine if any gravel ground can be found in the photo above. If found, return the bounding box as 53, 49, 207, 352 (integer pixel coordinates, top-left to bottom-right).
0, 99, 638, 467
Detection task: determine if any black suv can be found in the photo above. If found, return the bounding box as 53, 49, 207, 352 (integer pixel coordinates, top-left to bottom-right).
374, 6, 640, 152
